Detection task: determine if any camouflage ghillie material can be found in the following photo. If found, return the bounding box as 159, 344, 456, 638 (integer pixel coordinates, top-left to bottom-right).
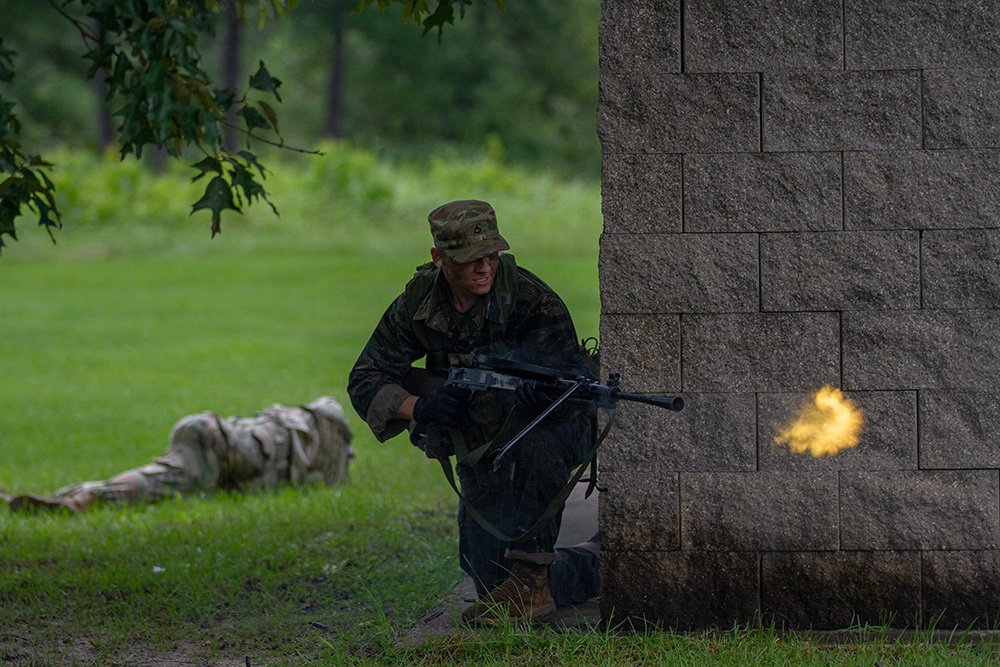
9, 397, 354, 513
427, 199, 509, 263
348, 247, 598, 604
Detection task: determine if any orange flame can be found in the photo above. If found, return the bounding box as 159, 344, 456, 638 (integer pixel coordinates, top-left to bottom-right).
774, 386, 864, 457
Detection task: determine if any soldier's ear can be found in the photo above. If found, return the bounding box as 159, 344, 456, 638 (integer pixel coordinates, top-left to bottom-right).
430, 248, 444, 268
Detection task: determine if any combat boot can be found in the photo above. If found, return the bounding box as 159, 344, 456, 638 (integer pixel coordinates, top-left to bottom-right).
9, 490, 95, 514
461, 559, 556, 626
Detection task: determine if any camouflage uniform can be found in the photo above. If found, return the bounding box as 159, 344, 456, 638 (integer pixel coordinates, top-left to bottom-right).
9, 397, 354, 513
349, 249, 599, 606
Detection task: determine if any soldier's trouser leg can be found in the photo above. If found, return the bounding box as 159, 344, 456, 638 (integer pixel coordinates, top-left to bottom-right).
54, 412, 225, 507
549, 541, 600, 607
458, 413, 597, 606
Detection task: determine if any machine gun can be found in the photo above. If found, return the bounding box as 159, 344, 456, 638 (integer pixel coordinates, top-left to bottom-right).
444, 354, 683, 471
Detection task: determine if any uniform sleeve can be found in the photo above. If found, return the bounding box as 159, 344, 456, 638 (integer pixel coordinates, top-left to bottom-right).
347, 294, 427, 442
515, 284, 591, 379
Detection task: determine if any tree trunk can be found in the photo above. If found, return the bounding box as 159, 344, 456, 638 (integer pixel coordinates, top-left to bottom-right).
222, 4, 242, 152
92, 20, 115, 151
324, 1, 346, 138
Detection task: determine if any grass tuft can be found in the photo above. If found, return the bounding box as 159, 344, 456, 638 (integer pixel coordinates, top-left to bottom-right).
3, 146, 1000, 664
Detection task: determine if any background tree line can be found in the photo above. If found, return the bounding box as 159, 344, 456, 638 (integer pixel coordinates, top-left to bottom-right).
1, 0, 600, 176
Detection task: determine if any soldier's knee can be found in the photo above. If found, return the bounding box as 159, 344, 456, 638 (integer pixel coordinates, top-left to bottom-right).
170, 412, 220, 450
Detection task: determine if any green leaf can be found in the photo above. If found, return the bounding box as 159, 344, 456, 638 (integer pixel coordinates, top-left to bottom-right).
237, 150, 268, 179
248, 61, 282, 102
256, 100, 281, 137
190, 175, 241, 237
238, 106, 272, 133
190, 156, 223, 182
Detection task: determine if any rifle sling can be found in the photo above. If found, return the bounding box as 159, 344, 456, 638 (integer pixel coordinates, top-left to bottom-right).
434, 405, 616, 544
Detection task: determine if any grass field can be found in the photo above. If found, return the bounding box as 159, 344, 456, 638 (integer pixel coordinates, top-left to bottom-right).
2, 147, 1000, 665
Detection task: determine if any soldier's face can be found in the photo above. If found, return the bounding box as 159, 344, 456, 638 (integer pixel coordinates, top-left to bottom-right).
433, 249, 500, 308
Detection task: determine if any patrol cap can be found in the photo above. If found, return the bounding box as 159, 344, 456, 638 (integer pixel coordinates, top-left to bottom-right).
428, 199, 510, 264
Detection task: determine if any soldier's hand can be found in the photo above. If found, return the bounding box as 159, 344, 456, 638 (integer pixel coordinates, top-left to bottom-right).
412, 384, 469, 430
409, 425, 455, 459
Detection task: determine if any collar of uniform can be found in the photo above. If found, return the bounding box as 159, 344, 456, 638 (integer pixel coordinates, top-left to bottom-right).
412, 254, 517, 334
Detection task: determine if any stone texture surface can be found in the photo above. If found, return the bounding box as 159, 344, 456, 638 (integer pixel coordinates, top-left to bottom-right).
684, 153, 842, 233
599, 72, 759, 153
922, 230, 1000, 309
599, 394, 756, 473
599, 313, 681, 393
597, 0, 1000, 632
923, 550, 1000, 629
601, 153, 682, 234
598, 470, 679, 553
599, 233, 758, 314
759, 391, 917, 472
919, 390, 1000, 469
685, 0, 842, 72
924, 69, 1000, 149
761, 551, 921, 630
682, 312, 840, 392
839, 470, 1000, 550
843, 310, 1000, 390
601, 550, 760, 630
599, 0, 680, 74
680, 472, 839, 551
762, 71, 921, 151
844, 149, 1000, 230
761, 232, 920, 311
845, 0, 1000, 70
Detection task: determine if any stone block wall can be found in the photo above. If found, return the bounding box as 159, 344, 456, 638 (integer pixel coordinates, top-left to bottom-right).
597, 0, 1000, 630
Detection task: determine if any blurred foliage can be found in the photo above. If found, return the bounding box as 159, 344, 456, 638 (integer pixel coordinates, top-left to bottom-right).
0, 0, 599, 252
275, 0, 600, 171
356, 0, 505, 38
0, 0, 302, 247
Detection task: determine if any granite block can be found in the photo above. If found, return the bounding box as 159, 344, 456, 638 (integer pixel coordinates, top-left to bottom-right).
685, 0, 842, 72
599, 394, 756, 473
759, 391, 917, 472
923, 550, 1000, 629
600, 313, 681, 393
840, 470, 1000, 550
601, 153, 682, 234
922, 230, 1000, 309
684, 152, 842, 233
599, 0, 681, 73
599, 72, 759, 153
762, 551, 921, 630
682, 312, 840, 392
845, 0, 1000, 70
762, 70, 921, 151
680, 472, 839, 551
599, 233, 758, 314
924, 69, 1000, 149
919, 390, 1000, 469
844, 149, 1000, 230
598, 470, 679, 552
843, 310, 1000, 390
760, 231, 920, 311
601, 550, 759, 630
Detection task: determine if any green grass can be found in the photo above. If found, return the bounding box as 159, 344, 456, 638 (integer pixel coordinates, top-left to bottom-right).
2, 146, 999, 665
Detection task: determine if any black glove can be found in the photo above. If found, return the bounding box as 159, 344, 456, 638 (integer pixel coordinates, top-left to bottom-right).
409, 424, 455, 459
412, 384, 468, 430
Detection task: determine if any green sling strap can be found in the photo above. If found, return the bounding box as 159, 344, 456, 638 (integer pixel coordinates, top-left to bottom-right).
431, 405, 616, 544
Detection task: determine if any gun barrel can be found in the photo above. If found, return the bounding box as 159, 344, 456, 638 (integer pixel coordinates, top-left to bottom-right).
611, 390, 684, 411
